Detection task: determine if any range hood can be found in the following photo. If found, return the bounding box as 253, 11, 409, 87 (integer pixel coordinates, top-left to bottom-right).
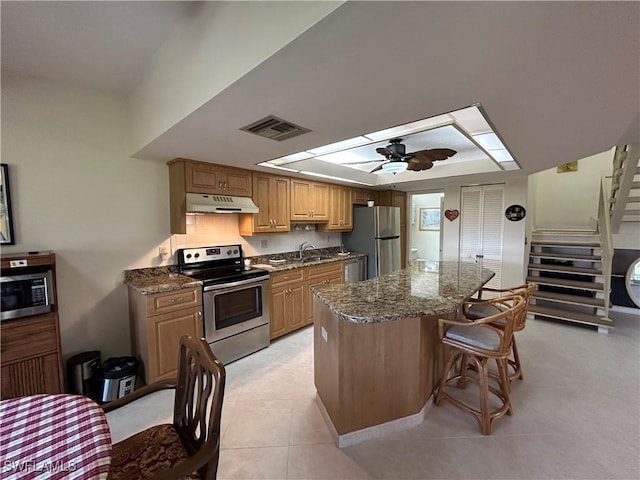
186, 193, 259, 214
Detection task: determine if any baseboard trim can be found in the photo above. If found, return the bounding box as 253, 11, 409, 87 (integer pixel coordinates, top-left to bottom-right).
315, 393, 433, 448
610, 305, 640, 315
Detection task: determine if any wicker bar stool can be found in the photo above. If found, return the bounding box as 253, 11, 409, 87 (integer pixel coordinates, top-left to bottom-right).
435, 295, 525, 435
464, 283, 535, 382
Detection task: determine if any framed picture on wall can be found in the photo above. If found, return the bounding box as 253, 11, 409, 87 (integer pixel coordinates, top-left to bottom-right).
0, 163, 15, 245
419, 208, 440, 231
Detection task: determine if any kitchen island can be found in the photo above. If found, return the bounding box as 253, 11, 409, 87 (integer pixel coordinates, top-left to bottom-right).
311, 261, 494, 447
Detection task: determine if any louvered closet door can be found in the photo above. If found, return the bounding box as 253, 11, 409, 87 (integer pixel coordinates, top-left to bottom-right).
459, 185, 504, 288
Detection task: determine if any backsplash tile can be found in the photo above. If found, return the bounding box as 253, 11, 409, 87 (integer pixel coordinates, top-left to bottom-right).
171, 214, 342, 258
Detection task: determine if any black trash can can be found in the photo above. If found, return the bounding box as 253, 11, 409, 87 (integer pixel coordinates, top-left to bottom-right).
67, 350, 101, 400
98, 356, 138, 403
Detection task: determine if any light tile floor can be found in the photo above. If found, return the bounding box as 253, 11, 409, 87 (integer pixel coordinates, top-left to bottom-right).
106, 310, 640, 479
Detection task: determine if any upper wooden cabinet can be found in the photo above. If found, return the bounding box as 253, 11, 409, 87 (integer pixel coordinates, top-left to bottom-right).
318, 185, 352, 231
182, 160, 252, 196
378, 190, 407, 226
239, 172, 290, 235
351, 188, 379, 206
290, 180, 329, 221
168, 158, 253, 233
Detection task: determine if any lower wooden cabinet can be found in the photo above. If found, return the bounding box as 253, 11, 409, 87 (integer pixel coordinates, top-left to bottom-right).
271, 283, 305, 338
0, 313, 64, 399
128, 287, 203, 383
305, 262, 343, 325
269, 262, 343, 340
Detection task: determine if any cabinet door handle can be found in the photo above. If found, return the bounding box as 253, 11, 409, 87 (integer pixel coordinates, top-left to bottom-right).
170, 297, 184, 303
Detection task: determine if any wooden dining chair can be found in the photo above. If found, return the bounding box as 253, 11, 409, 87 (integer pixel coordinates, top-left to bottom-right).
463, 282, 535, 381
102, 335, 226, 480
436, 295, 525, 435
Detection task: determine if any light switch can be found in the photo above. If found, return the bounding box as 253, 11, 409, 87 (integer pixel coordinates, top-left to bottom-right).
321, 326, 328, 342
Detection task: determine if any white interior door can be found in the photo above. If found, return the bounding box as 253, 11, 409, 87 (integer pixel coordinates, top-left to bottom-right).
459, 184, 504, 288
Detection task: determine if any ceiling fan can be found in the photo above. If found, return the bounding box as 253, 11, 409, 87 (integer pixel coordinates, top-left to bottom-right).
350, 138, 457, 173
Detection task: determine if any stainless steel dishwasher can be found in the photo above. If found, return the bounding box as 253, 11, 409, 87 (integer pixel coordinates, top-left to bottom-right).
344, 256, 366, 282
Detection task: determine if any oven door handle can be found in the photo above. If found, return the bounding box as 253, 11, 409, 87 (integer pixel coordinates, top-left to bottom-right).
203, 276, 269, 292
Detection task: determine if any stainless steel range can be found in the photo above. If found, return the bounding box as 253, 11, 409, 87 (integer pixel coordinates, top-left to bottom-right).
177, 244, 270, 364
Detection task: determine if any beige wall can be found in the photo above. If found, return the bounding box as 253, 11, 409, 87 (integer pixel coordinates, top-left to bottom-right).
1, 72, 172, 360
529, 149, 614, 231
131, 1, 344, 153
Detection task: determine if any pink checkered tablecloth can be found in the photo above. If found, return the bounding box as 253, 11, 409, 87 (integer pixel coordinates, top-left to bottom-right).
0, 394, 112, 479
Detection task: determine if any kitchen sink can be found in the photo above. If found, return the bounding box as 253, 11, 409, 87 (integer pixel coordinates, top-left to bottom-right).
293, 255, 334, 263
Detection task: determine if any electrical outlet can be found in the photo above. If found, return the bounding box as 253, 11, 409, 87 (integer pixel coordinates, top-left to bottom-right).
321, 326, 328, 342
261, 240, 268, 249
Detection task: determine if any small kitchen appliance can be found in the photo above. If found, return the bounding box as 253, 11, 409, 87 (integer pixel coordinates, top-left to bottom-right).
0, 270, 54, 321
177, 244, 270, 365
67, 350, 101, 400
98, 356, 138, 403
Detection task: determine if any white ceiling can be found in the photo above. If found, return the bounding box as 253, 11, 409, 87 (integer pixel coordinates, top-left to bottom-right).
2, 1, 639, 191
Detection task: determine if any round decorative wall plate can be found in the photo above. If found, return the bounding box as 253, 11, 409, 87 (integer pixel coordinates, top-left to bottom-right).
505, 204, 526, 221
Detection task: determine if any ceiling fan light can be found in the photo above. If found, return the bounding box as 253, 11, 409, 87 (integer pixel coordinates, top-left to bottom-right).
380, 162, 407, 174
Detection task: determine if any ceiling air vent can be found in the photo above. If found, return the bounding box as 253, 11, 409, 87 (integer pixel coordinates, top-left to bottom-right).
240, 115, 311, 141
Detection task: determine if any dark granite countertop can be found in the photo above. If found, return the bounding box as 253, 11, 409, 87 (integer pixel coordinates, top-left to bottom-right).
252, 252, 366, 272
124, 250, 366, 294
124, 266, 202, 295
312, 261, 495, 324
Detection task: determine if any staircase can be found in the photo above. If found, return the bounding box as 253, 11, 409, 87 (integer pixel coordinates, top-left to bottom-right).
609, 143, 640, 229
527, 233, 613, 333
526, 143, 639, 334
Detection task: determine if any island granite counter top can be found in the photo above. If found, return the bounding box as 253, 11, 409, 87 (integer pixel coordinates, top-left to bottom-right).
312, 261, 495, 324
312, 260, 495, 446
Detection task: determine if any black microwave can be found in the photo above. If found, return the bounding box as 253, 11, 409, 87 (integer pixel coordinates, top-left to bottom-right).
0, 270, 54, 321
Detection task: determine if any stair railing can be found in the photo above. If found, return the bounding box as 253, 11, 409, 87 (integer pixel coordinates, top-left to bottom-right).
599, 176, 614, 321
610, 143, 640, 232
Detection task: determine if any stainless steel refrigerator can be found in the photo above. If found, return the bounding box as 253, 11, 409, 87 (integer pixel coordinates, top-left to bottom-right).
342, 206, 401, 279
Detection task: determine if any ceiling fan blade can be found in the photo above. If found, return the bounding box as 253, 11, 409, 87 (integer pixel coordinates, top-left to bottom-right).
414, 148, 457, 161
406, 160, 434, 171
369, 164, 385, 173
406, 151, 434, 163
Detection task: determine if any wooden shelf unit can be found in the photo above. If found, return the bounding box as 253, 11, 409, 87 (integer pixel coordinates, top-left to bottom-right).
1, 251, 64, 399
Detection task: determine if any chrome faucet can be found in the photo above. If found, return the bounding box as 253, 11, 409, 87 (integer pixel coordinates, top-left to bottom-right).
298, 242, 316, 260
